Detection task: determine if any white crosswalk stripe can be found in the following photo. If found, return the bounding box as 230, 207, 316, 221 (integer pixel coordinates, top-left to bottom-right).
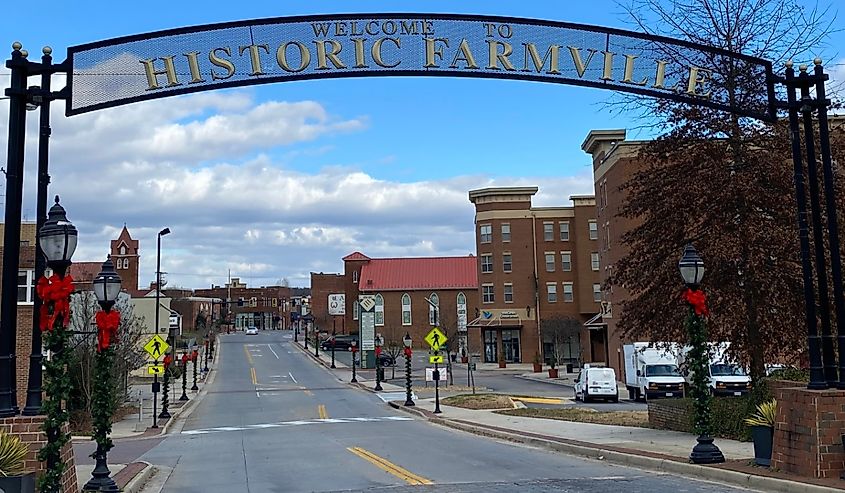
182, 416, 413, 436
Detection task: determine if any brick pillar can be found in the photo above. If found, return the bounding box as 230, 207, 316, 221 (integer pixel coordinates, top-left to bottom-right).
0, 416, 76, 493
771, 386, 845, 479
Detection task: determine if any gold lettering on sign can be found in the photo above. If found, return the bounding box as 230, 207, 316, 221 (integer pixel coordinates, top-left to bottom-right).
653, 60, 669, 89
366, 21, 379, 35
424, 38, 449, 68
312, 23, 330, 37
567, 47, 598, 78
686, 66, 712, 98
314, 40, 346, 70
209, 47, 235, 80
276, 41, 310, 72
183, 52, 206, 84
621, 54, 648, 86
450, 39, 479, 69
351, 38, 368, 68
486, 40, 515, 71
522, 43, 560, 74
334, 23, 347, 36
382, 21, 397, 35
400, 21, 418, 35
601, 51, 615, 81
350, 21, 362, 36
238, 44, 270, 76
373, 38, 401, 68
422, 20, 434, 35
140, 56, 181, 90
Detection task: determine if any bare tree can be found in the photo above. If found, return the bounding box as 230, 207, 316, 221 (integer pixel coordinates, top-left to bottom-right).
540, 316, 582, 370
382, 326, 405, 380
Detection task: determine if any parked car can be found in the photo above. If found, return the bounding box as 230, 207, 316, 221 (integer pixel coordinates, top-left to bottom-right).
574, 365, 619, 403
378, 353, 396, 367
245, 326, 259, 335
320, 335, 358, 351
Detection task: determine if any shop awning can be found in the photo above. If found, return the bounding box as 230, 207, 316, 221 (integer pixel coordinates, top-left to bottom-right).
467, 314, 523, 328
584, 312, 606, 329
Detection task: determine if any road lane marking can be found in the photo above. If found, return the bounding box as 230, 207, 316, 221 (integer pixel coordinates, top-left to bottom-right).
243, 345, 254, 365
267, 344, 280, 359
347, 447, 433, 485
288, 372, 298, 384
511, 397, 563, 404
181, 416, 413, 435
251, 367, 258, 385
318, 404, 328, 419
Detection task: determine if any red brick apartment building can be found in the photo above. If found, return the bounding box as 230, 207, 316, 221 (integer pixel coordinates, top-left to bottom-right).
467, 188, 604, 365
194, 278, 290, 330
311, 252, 478, 354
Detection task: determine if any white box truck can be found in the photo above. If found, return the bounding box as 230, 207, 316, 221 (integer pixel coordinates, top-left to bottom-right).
677, 342, 751, 396
623, 342, 685, 401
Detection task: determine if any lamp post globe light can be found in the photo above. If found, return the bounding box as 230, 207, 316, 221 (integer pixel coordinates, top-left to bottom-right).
84, 256, 122, 493
350, 339, 358, 383
37, 197, 78, 493
679, 244, 725, 465
157, 227, 171, 420
403, 333, 415, 407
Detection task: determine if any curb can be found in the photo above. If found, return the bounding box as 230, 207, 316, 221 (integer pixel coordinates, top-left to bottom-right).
514, 374, 576, 389
120, 461, 156, 493
387, 402, 844, 493
161, 335, 221, 435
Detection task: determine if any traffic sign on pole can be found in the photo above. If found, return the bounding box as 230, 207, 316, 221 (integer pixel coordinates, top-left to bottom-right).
144, 334, 169, 360
424, 328, 447, 351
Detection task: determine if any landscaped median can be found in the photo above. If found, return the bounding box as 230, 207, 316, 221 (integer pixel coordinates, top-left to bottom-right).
440, 393, 516, 410
497, 407, 650, 427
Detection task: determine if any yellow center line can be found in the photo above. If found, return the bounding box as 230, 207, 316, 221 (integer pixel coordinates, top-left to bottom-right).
251, 367, 258, 385
512, 396, 563, 404
318, 404, 328, 419
347, 447, 433, 485
243, 345, 254, 365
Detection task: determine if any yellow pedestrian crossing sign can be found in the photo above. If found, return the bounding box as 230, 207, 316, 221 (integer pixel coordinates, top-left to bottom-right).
143, 334, 169, 360
147, 364, 165, 375
429, 354, 444, 364
424, 327, 447, 351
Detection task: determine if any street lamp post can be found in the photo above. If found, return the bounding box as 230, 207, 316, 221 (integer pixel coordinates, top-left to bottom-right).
679, 244, 725, 465
37, 197, 78, 492
351, 340, 358, 383
157, 227, 171, 420
315, 326, 319, 357
375, 335, 383, 392
425, 297, 443, 414
84, 256, 122, 493
204, 339, 210, 372
403, 333, 415, 407
191, 349, 199, 391
330, 330, 336, 369
179, 353, 189, 401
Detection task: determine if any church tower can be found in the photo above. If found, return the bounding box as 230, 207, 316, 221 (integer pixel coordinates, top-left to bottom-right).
110, 226, 140, 292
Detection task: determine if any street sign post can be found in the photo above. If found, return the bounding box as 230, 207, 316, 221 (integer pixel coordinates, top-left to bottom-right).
144, 334, 169, 360
429, 354, 444, 364
423, 328, 447, 415
147, 364, 164, 375
424, 327, 447, 351
359, 295, 376, 368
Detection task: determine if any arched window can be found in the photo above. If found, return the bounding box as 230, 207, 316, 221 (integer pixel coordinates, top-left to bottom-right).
375, 294, 384, 326
123, 258, 130, 269
401, 294, 411, 326
119, 245, 126, 255
428, 293, 439, 326
457, 292, 467, 331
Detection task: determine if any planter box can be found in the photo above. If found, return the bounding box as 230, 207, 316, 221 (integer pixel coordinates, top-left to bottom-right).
750, 425, 773, 467
461, 357, 468, 364
0, 472, 36, 493
548, 368, 559, 378
532, 363, 542, 373
498, 361, 507, 368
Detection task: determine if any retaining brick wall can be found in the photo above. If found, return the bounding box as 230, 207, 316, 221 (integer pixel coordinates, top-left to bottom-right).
0, 415, 76, 493
648, 399, 693, 432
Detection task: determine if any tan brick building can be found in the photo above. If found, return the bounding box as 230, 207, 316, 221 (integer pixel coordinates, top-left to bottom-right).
467, 188, 604, 365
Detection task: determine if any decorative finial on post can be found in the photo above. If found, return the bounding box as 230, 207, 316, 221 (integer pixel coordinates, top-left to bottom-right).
42, 46, 52, 56
11, 42, 22, 51
813, 57, 822, 66
20, 50, 28, 58
785, 60, 794, 69
799, 64, 808, 73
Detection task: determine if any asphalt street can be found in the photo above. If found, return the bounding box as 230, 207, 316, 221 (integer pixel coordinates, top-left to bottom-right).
131, 330, 752, 492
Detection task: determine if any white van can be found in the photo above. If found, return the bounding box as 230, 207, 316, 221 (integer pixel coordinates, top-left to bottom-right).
574, 365, 619, 403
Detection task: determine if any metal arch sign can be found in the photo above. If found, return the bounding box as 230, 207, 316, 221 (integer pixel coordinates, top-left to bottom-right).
65, 13, 776, 121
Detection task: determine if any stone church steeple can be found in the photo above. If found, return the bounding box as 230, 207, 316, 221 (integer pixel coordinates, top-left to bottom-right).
110, 225, 140, 292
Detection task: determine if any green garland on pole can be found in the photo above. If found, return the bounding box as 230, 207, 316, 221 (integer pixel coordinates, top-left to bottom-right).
37, 319, 72, 493
90, 346, 116, 461
684, 304, 712, 437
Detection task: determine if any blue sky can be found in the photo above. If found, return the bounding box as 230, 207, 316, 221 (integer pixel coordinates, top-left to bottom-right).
1, 1, 843, 289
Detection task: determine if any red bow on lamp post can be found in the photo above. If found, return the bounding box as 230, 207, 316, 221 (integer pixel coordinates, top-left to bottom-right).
36, 274, 75, 331
403, 347, 413, 358
95, 310, 120, 352
181, 353, 188, 365
683, 288, 709, 317
163, 354, 173, 368
191, 350, 198, 362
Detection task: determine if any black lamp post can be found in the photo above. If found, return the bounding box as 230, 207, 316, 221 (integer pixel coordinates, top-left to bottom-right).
157, 228, 171, 420
403, 333, 415, 406
374, 335, 383, 392
351, 340, 358, 383
179, 353, 189, 401
315, 326, 319, 357
84, 256, 122, 493
204, 338, 210, 372
191, 349, 199, 391
330, 330, 336, 368
679, 244, 725, 465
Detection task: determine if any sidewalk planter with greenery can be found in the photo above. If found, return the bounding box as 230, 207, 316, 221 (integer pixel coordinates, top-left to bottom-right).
498, 349, 506, 369
0, 430, 35, 493
744, 400, 777, 467
532, 353, 542, 373
548, 357, 559, 379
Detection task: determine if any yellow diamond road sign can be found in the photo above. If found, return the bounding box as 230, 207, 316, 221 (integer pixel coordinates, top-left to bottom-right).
147, 364, 164, 375
143, 334, 169, 360
429, 355, 444, 364
424, 328, 447, 351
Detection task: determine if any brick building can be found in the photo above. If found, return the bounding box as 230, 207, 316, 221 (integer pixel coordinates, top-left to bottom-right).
169, 296, 222, 334
194, 278, 290, 330
309, 273, 345, 332
69, 226, 141, 295
311, 252, 478, 355
467, 188, 603, 365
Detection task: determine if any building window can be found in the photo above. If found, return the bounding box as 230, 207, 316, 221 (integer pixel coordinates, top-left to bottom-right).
428, 293, 439, 325
589, 221, 598, 240
480, 224, 492, 243
591, 252, 600, 271
563, 283, 574, 302
501, 223, 511, 242
119, 245, 126, 255
561, 252, 572, 272
457, 293, 467, 331
593, 284, 602, 302
17, 270, 35, 304
353, 301, 359, 321
545, 253, 555, 272
375, 294, 384, 326
546, 283, 557, 303
481, 254, 493, 273
123, 258, 129, 269
543, 222, 554, 241
402, 294, 411, 325
482, 285, 495, 303
504, 284, 513, 303
559, 222, 570, 241
502, 253, 512, 273
352, 270, 358, 283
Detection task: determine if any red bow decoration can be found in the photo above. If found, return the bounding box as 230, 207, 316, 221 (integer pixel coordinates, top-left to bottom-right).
181, 353, 189, 364
36, 274, 75, 332
375, 346, 382, 356
683, 288, 709, 316
403, 347, 412, 358
191, 350, 198, 362
163, 354, 173, 368
95, 310, 120, 352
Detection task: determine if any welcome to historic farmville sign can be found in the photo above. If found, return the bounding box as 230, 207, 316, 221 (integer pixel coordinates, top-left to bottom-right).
66, 13, 776, 120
